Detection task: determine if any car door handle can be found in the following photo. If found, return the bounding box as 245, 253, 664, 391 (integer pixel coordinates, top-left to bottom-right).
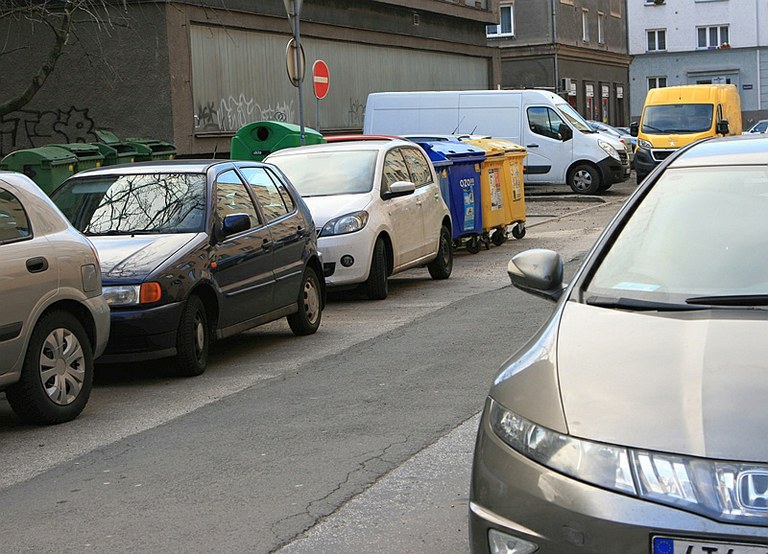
526, 144, 539, 148
262, 239, 273, 251
26, 256, 49, 273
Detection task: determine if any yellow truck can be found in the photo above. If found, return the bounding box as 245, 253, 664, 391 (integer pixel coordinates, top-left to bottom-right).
631, 84, 742, 182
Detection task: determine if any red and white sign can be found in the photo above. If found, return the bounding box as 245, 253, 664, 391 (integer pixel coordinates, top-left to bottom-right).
312, 60, 330, 100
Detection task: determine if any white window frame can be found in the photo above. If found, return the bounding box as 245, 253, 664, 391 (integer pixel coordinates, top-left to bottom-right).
647, 29, 666, 51
597, 12, 605, 44
486, 2, 515, 37
648, 76, 667, 90
582, 9, 590, 42
697, 25, 729, 49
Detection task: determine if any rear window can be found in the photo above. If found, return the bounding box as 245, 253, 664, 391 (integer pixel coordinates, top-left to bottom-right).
0, 188, 31, 243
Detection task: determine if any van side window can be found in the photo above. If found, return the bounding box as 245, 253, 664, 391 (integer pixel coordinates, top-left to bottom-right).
0, 188, 31, 244
527, 107, 567, 140
401, 148, 433, 188
382, 149, 410, 195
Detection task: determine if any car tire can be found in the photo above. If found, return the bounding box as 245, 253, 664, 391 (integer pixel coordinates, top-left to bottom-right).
568, 164, 602, 194
365, 238, 389, 300
175, 295, 209, 377
427, 225, 453, 280
5, 310, 93, 425
288, 267, 323, 335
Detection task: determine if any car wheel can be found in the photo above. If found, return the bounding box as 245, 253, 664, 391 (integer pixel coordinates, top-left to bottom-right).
511, 223, 526, 239
175, 295, 209, 377
365, 238, 389, 300
5, 310, 93, 425
288, 267, 323, 335
568, 164, 602, 194
427, 225, 453, 280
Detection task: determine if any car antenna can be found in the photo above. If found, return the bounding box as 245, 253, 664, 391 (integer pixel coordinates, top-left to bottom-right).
212, 144, 218, 159
452, 117, 465, 134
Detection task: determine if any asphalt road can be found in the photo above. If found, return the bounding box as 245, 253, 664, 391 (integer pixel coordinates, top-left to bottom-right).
0, 179, 637, 553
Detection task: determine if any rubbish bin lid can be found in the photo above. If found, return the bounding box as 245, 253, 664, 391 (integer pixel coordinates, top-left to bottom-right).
427, 141, 486, 162
462, 137, 526, 153
2, 146, 77, 164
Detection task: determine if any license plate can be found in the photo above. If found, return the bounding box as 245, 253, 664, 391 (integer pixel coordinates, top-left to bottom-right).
653, 536, 768, 554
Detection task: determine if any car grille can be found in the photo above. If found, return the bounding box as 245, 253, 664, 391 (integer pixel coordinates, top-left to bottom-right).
618, 150, 628, 165
652, 149, 676, 162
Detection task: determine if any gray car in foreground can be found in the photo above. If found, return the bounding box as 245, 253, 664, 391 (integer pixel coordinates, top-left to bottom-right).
470, 135, 768, 553
0, 172, 109, 425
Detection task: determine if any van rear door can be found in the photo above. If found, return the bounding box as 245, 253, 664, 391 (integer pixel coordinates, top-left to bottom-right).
522, 105, 573, 183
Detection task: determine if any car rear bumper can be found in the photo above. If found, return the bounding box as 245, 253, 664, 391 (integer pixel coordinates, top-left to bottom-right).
469, 406, 768, 553
99, 301, 184, 363
83, 294, 111, 359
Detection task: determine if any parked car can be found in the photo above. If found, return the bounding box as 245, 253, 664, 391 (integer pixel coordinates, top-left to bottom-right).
588, 119, 636, 166
266, 140, 453, 300
50, 161, 325, 376
743, 119, 768, 134
0, 171, 109, 424
470, 135, 768, 553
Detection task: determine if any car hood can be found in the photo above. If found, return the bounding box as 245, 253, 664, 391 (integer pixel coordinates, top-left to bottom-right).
302, 194, 371, 228
89, 233, 201, 280
557, 301, 768, 462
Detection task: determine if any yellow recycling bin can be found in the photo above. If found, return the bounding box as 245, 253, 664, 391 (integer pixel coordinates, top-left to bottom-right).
461, 138, 528, 245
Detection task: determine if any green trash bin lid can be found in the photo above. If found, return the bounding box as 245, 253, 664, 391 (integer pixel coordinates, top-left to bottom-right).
1, 146, 78, 168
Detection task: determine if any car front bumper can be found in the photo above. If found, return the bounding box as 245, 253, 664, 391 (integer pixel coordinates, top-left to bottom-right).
98, 301, 184, 363
596, 156, 630, 186
317, 229, 376, 287
469, 403, 768, 553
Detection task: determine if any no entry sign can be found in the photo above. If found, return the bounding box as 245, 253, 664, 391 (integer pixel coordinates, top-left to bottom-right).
312, 60, 330, 100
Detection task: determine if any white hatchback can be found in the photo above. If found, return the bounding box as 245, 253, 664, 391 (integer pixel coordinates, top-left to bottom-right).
267, 139, 452, 299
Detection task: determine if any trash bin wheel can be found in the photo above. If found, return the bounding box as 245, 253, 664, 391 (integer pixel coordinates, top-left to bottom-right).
511, 223, 526, 240
465, 236, 481, 254
491, 228, 507, 246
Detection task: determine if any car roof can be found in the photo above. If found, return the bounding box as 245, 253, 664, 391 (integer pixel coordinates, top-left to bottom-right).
69, 159, 270, 177
0, 170, 41, 192
669, 134, 768, 168
266, 139, 416, 158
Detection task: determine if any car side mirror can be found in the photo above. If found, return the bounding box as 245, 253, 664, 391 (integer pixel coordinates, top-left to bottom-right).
558, 124, 573, 141
630, 122, 639, 137
716, 120, 730, 135
384, 181, 416, 199
222, 213, 251, 237
507, 249, 567, 302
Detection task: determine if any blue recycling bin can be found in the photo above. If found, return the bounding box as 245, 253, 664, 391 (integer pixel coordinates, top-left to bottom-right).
413, 140, 485, 253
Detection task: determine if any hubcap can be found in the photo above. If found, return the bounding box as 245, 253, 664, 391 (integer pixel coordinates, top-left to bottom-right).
573, 170, 592, 191
39, 328, 85, 406
194, 314, 205, 358
303, 279, 320, 324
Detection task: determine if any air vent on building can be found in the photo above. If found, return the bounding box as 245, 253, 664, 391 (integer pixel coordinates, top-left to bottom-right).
413, 13, 420, 26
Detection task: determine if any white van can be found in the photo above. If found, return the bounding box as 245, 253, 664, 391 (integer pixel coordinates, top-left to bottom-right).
363, 90, 631, 194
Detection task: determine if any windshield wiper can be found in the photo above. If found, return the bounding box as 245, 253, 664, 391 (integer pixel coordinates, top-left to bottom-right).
586, 295, 708, 312
85, 229, 157, 236
686, 294, 768, 307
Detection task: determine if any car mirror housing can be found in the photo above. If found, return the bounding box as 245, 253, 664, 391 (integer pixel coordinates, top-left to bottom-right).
507, 249, 567, 302
558, 124, 573, 142
384, 181, 416, 199
222, 213, 251, 237
716, 120, 730, 135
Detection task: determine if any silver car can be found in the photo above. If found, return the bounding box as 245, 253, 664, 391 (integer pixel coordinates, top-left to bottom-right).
470, 135, 768, 553
0, 172, 109, 425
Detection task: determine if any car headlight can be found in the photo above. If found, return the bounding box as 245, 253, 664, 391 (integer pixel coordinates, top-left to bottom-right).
637, 138, 653, 150
597, 139, 621, 161
103, 282, 162, 306
320, 211, 369, 237
490, 399, 768, 525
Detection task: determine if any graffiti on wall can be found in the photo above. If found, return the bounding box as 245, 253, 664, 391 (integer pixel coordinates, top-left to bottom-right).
348, 98, 365, 129
0, 106, 98, 154
195, 95, 295, 132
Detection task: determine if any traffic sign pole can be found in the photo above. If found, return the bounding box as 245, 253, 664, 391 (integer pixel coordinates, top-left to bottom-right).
284, 0, 305, 144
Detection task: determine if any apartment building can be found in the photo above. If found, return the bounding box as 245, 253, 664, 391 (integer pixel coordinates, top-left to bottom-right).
628, 0, 767, 125
487, 0, 631, 126
0, 0, 499, 156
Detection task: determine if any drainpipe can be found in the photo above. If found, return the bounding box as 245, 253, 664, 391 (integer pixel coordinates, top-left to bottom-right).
757, 0, 762, 110
552, 0, 559, 92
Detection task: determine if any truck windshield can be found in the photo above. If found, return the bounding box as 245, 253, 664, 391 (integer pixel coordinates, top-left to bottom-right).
556, 103, 593, 132
641, 104, 713, 134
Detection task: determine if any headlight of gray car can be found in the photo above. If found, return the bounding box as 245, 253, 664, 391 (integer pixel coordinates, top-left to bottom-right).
597, 139, 621, 161
320, 211, 369, 237
490, 398, 768, 525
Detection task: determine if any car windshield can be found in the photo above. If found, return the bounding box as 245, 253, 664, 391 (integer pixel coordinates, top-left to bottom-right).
556, 103, 593, 132
51, 173, 207, 235
585, 166, 768, 305
641, 104, 713, 134
270, 150, 378, 197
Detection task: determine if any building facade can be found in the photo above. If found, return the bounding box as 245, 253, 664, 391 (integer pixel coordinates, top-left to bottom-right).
0, 0, 499, 157
487, 0, 631, 127
627, 0, 767, 126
